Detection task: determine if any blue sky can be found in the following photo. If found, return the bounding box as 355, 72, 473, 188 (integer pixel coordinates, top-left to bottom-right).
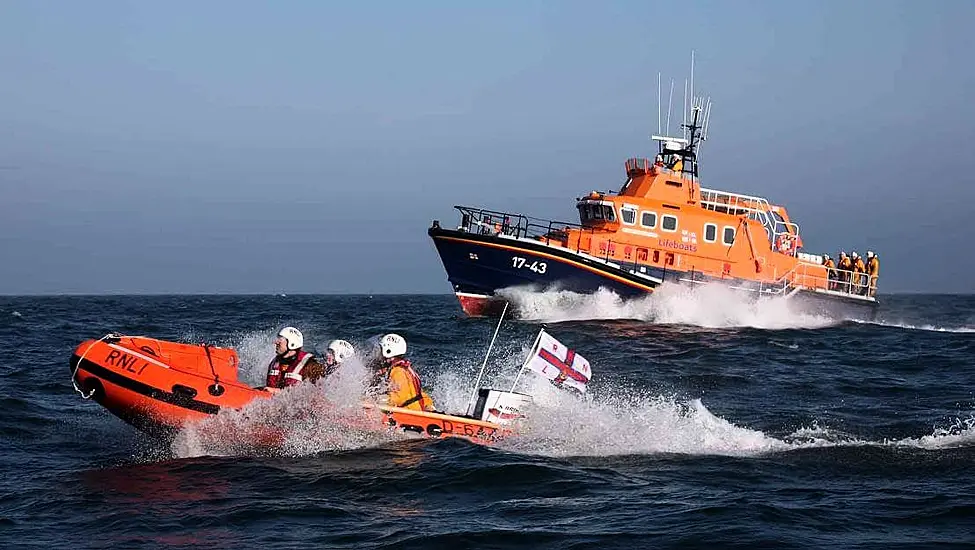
2, 1, 973, 294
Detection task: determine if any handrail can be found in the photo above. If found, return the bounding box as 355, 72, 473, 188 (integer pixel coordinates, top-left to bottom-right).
774, 261, 879, 299
699, 188, 800, 250
451, 205, 601, 252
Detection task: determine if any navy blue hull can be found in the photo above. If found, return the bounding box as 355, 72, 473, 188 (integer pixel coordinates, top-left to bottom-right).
428, 226, 879, 319
429, 229, 659, 299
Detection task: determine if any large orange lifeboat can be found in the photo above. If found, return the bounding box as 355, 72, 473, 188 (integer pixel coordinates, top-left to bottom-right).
69, 334, 522, 445
427, 73, 881, 319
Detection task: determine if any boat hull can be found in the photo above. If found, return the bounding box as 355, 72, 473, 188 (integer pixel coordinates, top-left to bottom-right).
428, 226, 879, 320
428, 226, 662, 315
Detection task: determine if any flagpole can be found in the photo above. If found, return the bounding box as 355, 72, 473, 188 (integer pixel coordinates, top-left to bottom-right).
507, 327, 545, 394
465, 301, 509, 416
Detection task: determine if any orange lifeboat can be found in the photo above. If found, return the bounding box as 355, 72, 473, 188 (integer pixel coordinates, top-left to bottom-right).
69, 334, 517, 445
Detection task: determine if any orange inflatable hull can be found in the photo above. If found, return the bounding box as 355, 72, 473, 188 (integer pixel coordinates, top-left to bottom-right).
69, 335, 511, 445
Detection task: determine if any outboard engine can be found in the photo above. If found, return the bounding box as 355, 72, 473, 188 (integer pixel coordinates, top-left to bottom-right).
471, 388, 533, 425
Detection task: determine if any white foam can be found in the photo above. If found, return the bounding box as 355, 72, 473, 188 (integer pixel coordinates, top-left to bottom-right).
891, 416, 975, 450
168, 328, 975, 460
853, 319, 975, 334
498, 282, 837, 330
171, 339, 406, 458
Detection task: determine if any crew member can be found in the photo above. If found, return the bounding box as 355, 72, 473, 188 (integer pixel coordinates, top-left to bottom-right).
374, 333, 435, 412
265, 326, 325, 393
822, 254, 836, 290
866, 250, 880, 297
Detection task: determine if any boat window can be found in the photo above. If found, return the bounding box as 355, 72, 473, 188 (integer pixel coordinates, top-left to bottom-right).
704, 223, 717, 243
621, 207, 637, 225
641, 211, 657, 228
662, 215, 678, 232
723, 226, 736, 245
603, 205, 616, 222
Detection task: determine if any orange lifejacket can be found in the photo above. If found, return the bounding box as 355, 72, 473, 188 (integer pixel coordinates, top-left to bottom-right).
387, 358, 434, 411
776, 234, 794, 254
867, 256, 879, 276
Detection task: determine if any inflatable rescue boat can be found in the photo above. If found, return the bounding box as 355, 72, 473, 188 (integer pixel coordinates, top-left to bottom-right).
68, 334, 530, 445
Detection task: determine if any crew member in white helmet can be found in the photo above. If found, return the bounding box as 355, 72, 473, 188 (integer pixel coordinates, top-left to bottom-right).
264, 326, 325, 393
322, 339, 356, 377
373, 333, 435, 412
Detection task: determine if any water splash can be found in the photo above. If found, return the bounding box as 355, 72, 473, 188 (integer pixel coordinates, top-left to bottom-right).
892, 415, 975, 450
501, 381, 788, 457
171, 355, 407, 458
854, 320, 975, 334
498, 282, 837, 330
169, 328, 975, 460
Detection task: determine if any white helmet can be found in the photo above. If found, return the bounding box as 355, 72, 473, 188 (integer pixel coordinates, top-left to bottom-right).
277, 326, 303, 350
380, 333, 407, 359
851, 251, 859, 259
867, 250, 875, 258
327, 339, 355, 363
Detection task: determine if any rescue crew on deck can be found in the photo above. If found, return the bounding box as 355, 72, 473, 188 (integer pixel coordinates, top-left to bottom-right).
851, 251, 867, 295
866, 250, 880, 297
822, 253, 836, 290
264, 326, 325, 393
837, 251, 852, 293
373, 333, 436, 412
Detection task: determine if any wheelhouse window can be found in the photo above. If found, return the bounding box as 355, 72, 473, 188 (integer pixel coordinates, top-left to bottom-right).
641, 211, 657, 228
704, 223, 717, 243
621, 207, 637, 225
661, 214, 678, 232
723, 226, 736, 245
577, 202, 617, 223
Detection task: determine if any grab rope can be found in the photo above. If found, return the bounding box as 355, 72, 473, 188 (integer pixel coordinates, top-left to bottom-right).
203, 343, 225, 396
71, 333, 120, 399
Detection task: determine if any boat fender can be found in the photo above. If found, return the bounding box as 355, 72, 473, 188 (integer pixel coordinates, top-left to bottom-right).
207, 383, 225, 397
426, 424, 443, 437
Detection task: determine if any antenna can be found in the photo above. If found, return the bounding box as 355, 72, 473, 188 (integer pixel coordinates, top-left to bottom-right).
690, 50, 695, 123
683, 79, 688, 141
666, 78, 674, 136
465, 301, 509, 416
702, 97, 712, 140
657, 72, 661, 135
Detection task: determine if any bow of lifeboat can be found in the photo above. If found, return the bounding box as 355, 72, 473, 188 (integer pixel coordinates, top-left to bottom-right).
69, 334, 269, 437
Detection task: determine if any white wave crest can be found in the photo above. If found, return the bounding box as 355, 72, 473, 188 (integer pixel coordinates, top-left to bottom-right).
498, 282, 837, 329
854, 320, 975, 334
